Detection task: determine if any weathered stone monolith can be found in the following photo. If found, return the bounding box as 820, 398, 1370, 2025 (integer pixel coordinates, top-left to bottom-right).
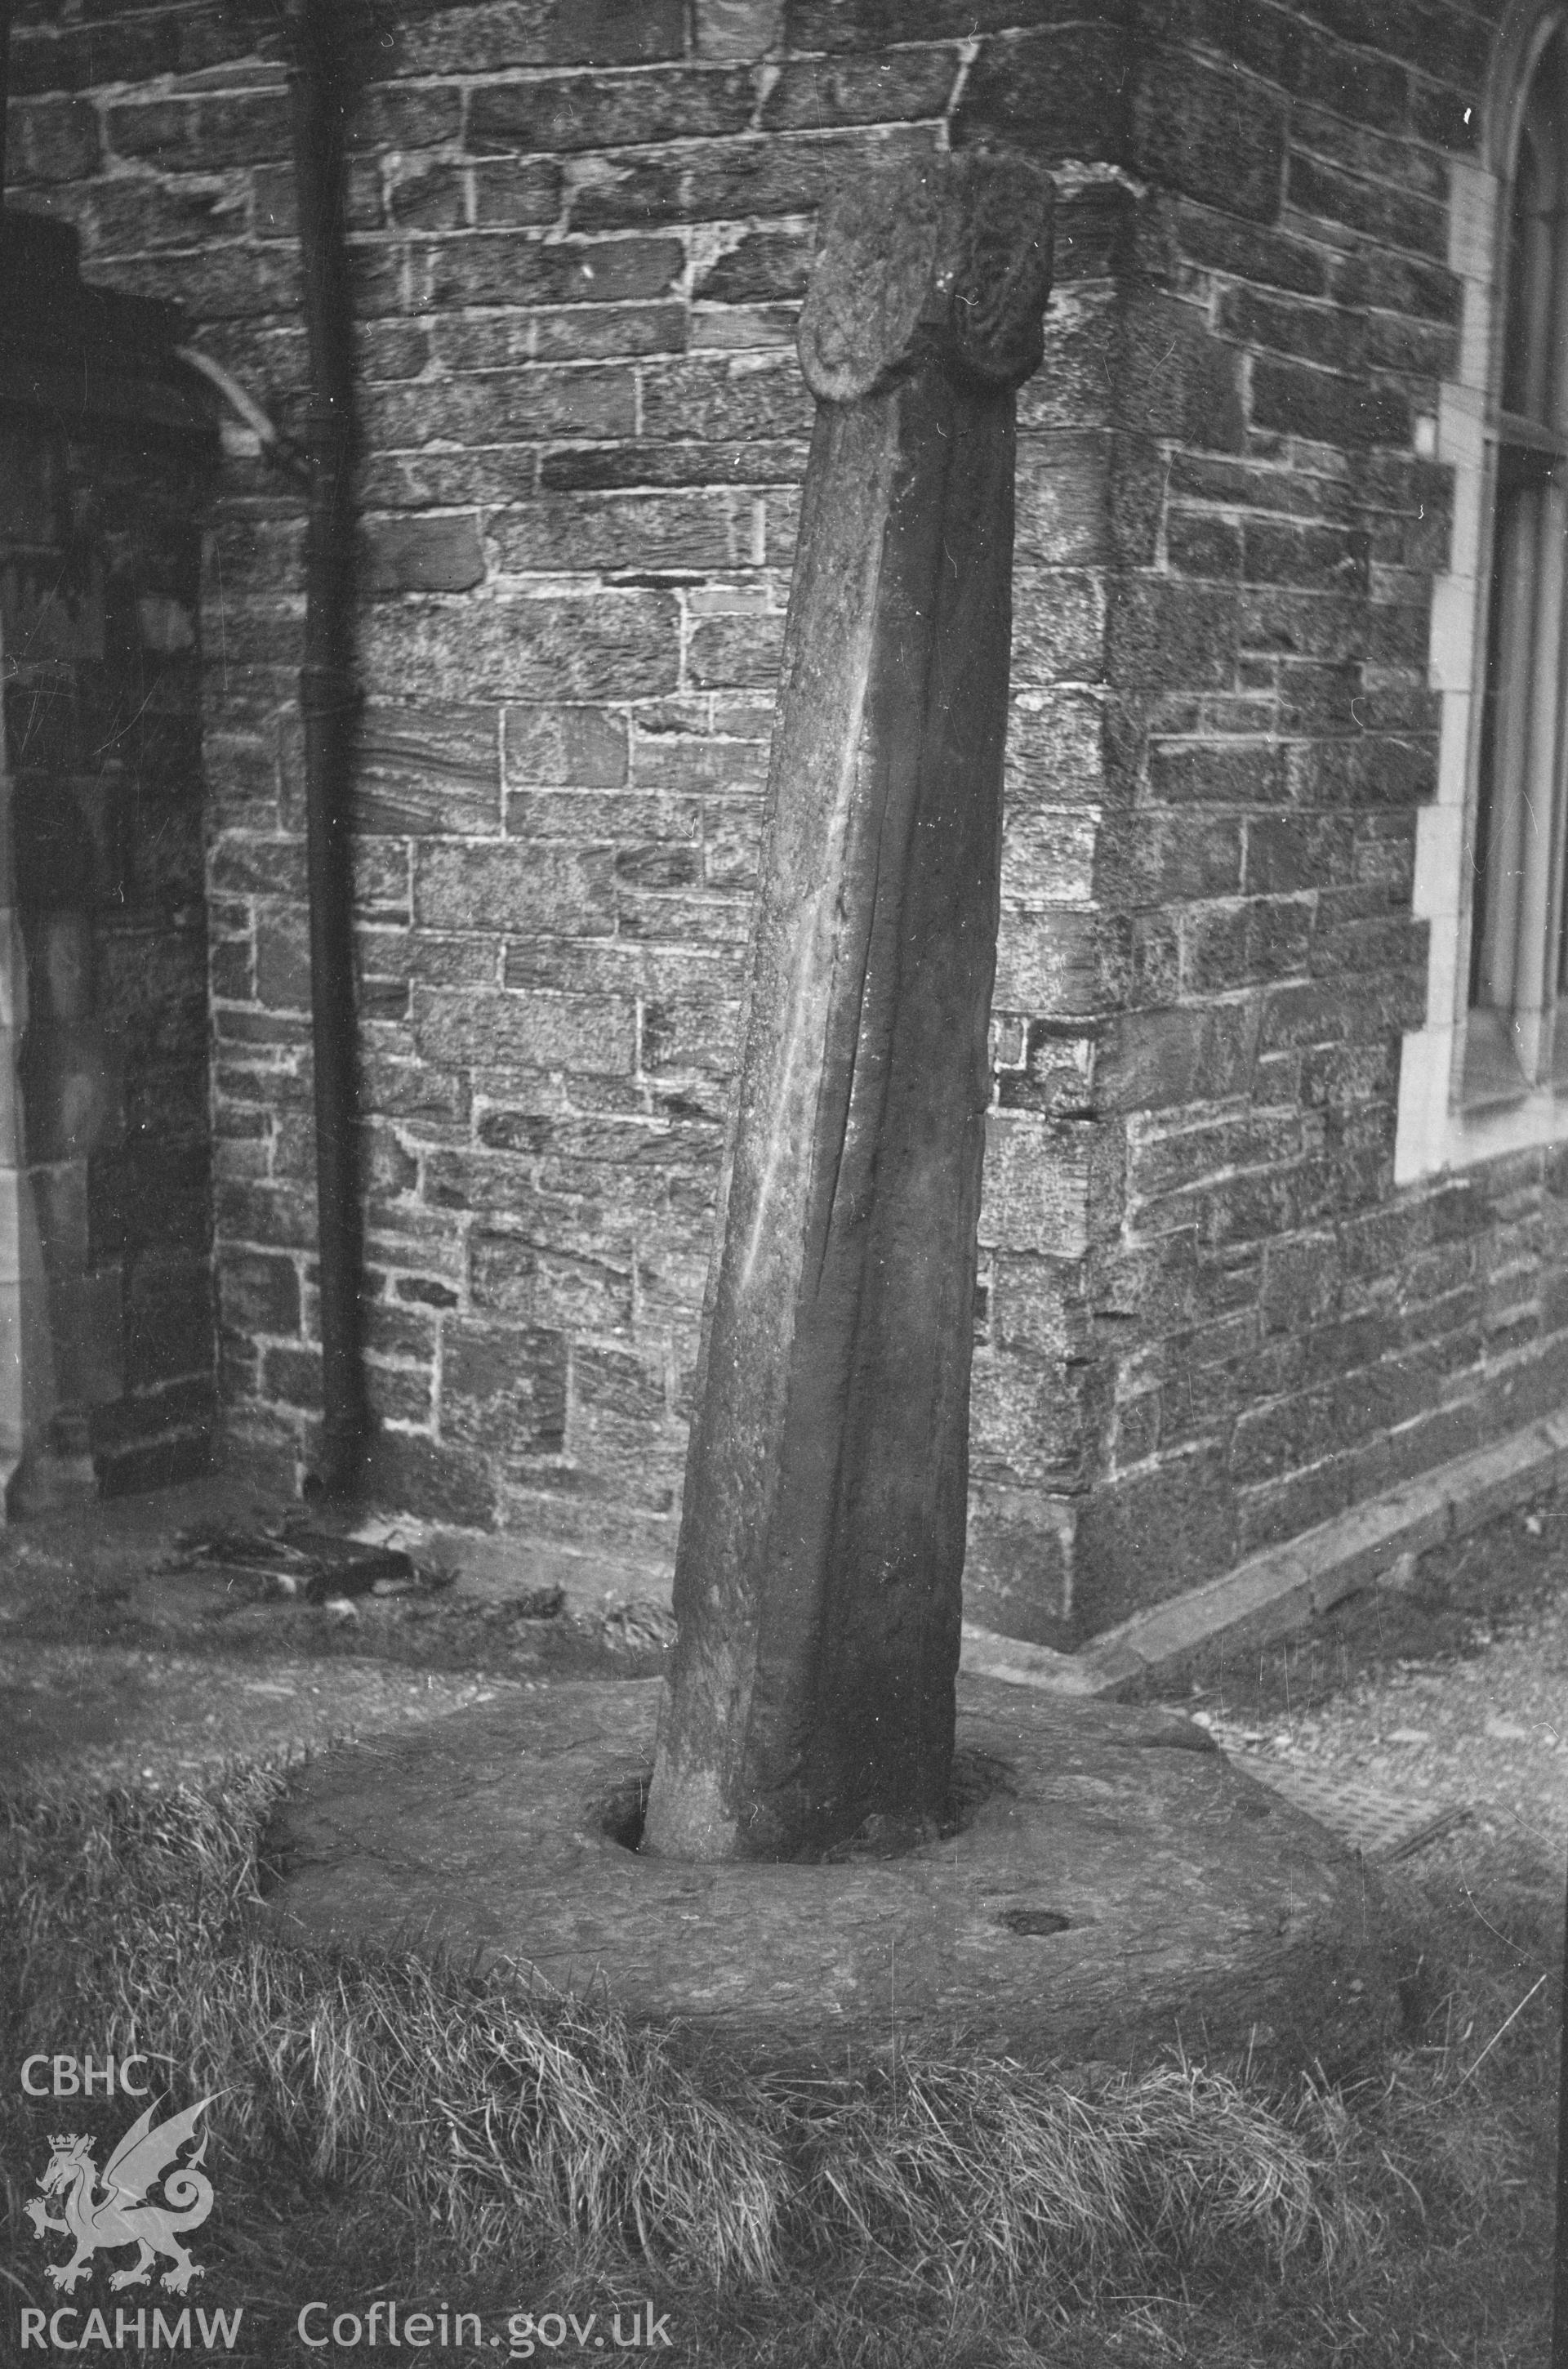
642, 153, 1055, 1863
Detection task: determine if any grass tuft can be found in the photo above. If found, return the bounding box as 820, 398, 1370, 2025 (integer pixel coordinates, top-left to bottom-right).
3, 1767, 1554, 2362
2, 1767, 1361, 2315
772, 2048, 1363, 2303
2, 1769, 782, 2286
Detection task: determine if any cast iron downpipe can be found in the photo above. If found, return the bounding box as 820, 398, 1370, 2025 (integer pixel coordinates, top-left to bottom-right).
1557, 1866, 1568, 2368
284, 0, 368, 1497
1, 0, 11, 202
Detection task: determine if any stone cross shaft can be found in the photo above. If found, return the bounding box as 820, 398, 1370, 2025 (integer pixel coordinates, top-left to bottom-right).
643, 154, 1054, 1863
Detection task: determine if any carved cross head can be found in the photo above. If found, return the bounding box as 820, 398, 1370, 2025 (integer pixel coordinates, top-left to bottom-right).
797, 149, 1056, 404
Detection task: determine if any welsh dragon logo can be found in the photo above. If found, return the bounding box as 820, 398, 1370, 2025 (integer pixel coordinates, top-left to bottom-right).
24, 2096, 215, 2294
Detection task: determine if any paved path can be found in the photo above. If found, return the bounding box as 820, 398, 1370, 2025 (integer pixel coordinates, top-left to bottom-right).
1194, 1584, 1568, 1873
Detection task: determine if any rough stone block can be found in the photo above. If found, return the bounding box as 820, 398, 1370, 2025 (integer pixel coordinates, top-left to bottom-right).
786, 0, 1045, 47
1183, 898, 1312, 994
366, 366, 636, 449
1004, 692, 1105, 797
572, 1341, 667, 1421
363, 1361, 435, 1430
951, 25, 1132, 164
638, 995, 741, 1077
639, 355, 813, 443
365, 594, 680, 704
358, 1426, 498, 1526
492, 492, 763, 577
980, 1115, 1091, 1260
261, 1344, 322, 1410
969, 1351, 1084, 1487
13, 16, 180, 92
1252, 356, 1409, 451
1097, 1004, 1259, 1113
421, 234, 684, 312
568, 138, 816, 232
363, 515, 487, 596
1245, 816, 1357, 896
415, 986, 635, 1075
1334, 247, 1460, 325
1410, 77, 1480, 155
1259, 973, 1426, 1049
11, 95, 102, 181
615, 842, 702, 892
694, 230, 813, 306
467, 69, 755, 156
469, 159, 564, 228
352, 83, 464, 154
1098, 813, 1243, 910
385, 163, 467, 235
442, 1318, 568, 1457
1010, 569, 1105, 687
473, 1232, 632, 1334
1311, 911, 1428, 979
388, 0, 685, 72
1177, 203, 1331, 298
218, 1247, 301, 1338
761, 51, 959, 130
963, 1490, 1075, 1646
1116, 293, 1246, 452
499, 696, 630, 791
686, 614, 786, 690
992, 907, 1099, 1015
1107, 581, 1238, 692
1245, 519, 1369, 593
1134, 49, 1285, 223
1013, 430, 1112, 569
697, 0, 784, 56
414, 843, 616, 939
1074, 1447, 1237, 1635
1291, 28, 1410, 137
1001, 807, 1098, 910
253, 908, 310, 1015
1166, 512, 1242, 581
341, 703, 502, 837
1222, 284, 1364, 377
1290, 150, 1442, 257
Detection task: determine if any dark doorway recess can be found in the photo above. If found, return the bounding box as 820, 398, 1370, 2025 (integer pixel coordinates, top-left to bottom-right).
0, 211, 218, 1510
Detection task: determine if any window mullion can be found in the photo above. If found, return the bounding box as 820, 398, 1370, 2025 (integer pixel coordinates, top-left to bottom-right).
1511, 478, 1568, 1080
1478, 486, 1539, 1024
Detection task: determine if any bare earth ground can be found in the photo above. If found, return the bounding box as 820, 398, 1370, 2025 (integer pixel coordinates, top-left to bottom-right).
1, 1474, 1565, 2365
0, 1474, 671, 1792
2, 1471, 1566, 1863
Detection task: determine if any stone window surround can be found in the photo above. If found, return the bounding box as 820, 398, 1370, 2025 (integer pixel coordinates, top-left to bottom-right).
1398, 2, 1568, 1180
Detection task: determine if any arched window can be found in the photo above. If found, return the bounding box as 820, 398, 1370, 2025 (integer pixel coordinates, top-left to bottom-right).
1396, 3, 1568, 1177
1467, 28, 1568, 1095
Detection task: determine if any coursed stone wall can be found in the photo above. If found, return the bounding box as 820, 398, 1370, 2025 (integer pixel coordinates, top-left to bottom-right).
9, 0, 1554, 1644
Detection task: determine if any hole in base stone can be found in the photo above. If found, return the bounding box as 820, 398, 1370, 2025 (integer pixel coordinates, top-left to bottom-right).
996, 1907, 1072, 1936
601, 1773, 651, 1851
